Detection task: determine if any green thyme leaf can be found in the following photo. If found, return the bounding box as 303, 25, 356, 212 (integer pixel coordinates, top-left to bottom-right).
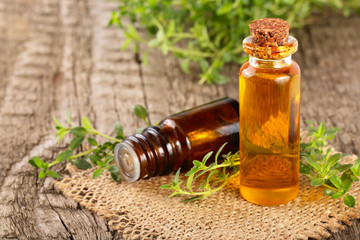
72, 158, 92, 170
88, 138, 98, 146
323, 153, 341, 172
331, 192, 345, 199
114, 121, 125, 139
92, 169, 103, 179
109, 165, 118, 173
121, 38, 132, 50
299, 162, 311, 174
182, 196, 205, 202
111, 171, 120, 182
109, 165, 120, 181
82, 117, 93, 129
89, 155, 101, 165
48, 171, 61, 179
180, 59, 190, 74
306, 158, 321, 172
335, 164, 353, 173
216, 3, 233, 15
66, 108, 72, 126
201, 151, 213, 165
186, 173, 194, 192
108, 11, 122, 28
133, 104, 147, 120
185, 166, 200, 177
29, 157, 44, 168
318, 123, 325, 135
193, 160, 202, 167
43, 162, 49, 171
56, 150, 73, 163
329, 175, 343, 190
70, 136, 85, 150
56, 129, 69, 143
160, 184, 173, 189
70, 127, 88, 137
215, 143, 227, 163
104, 156, 114, 164
96, 161, 105, 168
311, 178, 325, 186
53, 117, 63, 128
127, 25, 139, 40
28, 159, 39, 168
39, 169, 47, 179
342, 174, 353, 193
344, 195, 355, 207
351, 158, 360, 176
173, 168, 181, 183
351, 175, 359, 182
323, 189, 335, 196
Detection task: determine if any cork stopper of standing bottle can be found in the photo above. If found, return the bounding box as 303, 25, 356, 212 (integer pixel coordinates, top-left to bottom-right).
243, 18, 297, 60
249, 18, 289, 47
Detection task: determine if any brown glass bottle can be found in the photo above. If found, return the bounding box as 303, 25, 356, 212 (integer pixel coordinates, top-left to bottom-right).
114, 98, 239, 182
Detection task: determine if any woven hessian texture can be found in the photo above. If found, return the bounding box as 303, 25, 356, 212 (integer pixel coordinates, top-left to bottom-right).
55, 144, 360, 239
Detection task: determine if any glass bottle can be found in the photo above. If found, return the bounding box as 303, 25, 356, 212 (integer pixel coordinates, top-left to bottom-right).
114, 97, 239, 182
239, 34, 301, 205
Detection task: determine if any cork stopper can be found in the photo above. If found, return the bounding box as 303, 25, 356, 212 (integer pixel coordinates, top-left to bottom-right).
249, 18, 289, 47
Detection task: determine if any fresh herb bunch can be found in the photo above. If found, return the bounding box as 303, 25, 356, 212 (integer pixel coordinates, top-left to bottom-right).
28, 105, 149, 181
300, 121, 360, 207
161, 122, 360, 207
108, 0, 360, 84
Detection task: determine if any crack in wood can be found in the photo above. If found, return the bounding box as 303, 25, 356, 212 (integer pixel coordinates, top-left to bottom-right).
135, 45, 152, 125
44, 193, 74, 240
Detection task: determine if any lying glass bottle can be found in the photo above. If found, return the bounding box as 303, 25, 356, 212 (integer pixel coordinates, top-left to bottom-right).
114, 97, 239, 182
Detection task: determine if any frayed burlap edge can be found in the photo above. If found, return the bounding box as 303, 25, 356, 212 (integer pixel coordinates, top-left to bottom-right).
54, 132, 360, 240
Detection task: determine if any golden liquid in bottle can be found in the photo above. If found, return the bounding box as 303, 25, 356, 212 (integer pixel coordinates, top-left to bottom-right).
239, 60, 301, 205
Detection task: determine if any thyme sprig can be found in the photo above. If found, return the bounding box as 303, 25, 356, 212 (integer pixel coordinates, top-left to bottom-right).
109, 0, 360, 84
162, 122, 360, 207
300, 122, 360, 207
28, 106, 149, 181
161, 144, 240, 202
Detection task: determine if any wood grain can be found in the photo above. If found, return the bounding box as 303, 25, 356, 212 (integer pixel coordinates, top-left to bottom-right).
0, 0, 359, 239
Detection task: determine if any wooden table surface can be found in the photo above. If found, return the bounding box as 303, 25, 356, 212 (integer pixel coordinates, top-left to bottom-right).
0, 0, 359, 239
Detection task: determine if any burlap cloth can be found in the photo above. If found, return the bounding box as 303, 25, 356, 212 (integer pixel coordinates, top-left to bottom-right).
55, 133, 360, 240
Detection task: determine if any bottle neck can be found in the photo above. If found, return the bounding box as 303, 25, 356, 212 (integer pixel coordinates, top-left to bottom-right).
114, 126, 185, 182
248, 55, 292, 69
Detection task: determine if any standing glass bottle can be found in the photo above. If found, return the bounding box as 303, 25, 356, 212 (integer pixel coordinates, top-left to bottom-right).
239, 18, 301, 205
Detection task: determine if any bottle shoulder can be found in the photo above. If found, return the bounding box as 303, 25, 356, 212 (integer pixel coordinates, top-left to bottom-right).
159, 118, 177, 129
240, 60, 300, 78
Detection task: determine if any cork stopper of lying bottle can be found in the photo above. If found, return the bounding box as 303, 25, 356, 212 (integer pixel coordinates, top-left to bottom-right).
249, 18, 289, 47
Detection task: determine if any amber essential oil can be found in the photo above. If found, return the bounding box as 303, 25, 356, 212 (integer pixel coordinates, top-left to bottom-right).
239, 18, 301, 205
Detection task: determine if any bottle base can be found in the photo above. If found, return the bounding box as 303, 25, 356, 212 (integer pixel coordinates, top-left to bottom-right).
240, 184, 299, 206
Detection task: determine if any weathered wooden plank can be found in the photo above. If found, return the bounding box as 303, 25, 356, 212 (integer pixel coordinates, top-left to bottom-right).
0, 0, 116, 239
294, 16, 360, 156
0, 0, 359, 239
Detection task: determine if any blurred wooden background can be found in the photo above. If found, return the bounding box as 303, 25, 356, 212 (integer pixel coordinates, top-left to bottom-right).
0, 0, 359, 239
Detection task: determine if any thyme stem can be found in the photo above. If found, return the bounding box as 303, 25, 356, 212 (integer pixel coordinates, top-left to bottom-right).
88, 129, 122, 143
